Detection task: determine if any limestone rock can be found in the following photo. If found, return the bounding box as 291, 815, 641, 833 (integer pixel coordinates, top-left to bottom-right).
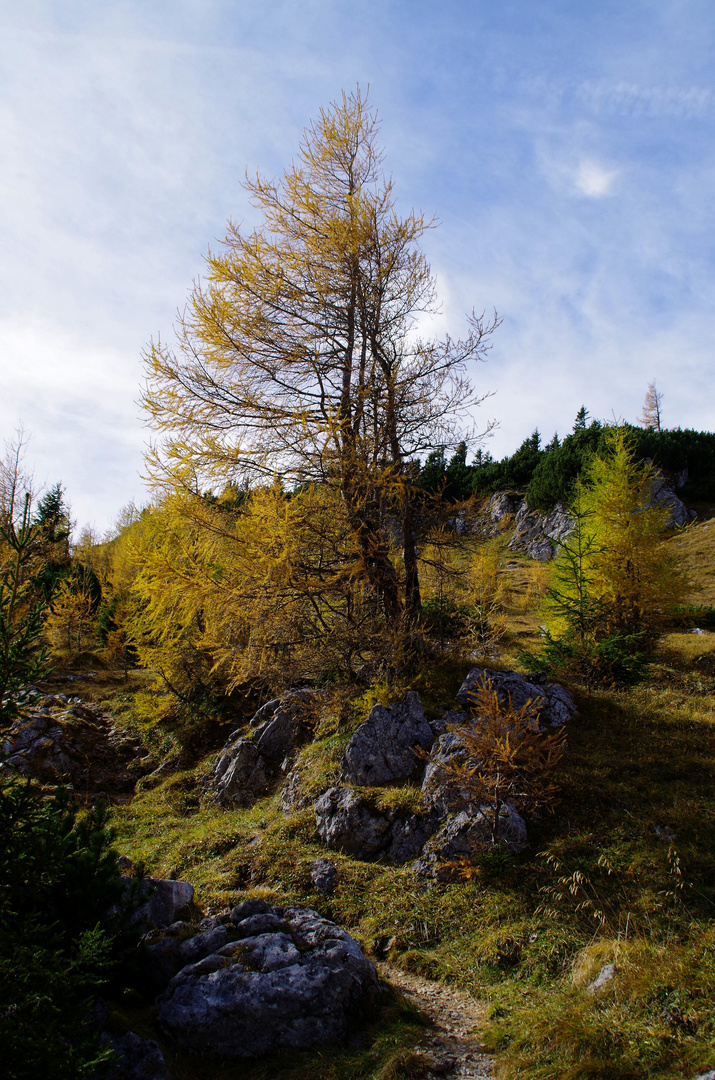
101, 1029, 171, 1080
314, 786, 435, 865
130, 877, 195, 931
314, 787, 392, 858
421, 731, 477, 817
310, 858, 338, 895
388, 813, 437, 864
648, 471, 694, 528
209, 689, 318, 808
414, 805, 527, 880
210, 738, 275, 807
456, 667, 576, 729
507, 499, 574, 560
280, 767, 311, 813
0, 699, 153, 801
156, 905, 378, 1059
341, 691, 434, 786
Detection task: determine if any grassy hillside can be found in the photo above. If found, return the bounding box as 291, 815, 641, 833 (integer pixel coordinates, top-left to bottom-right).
92, 526, 715, 1080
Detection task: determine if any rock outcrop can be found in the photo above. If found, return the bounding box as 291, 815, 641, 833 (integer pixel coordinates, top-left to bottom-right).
208, 689, 319, 808
507, 500, 574, 560
648, 471, 694, 528
414, 805, 528, 881
101, 1029, 172, 1080
473, 475, 694, 561
314, 787, 393, 858
456, 668, 577, 729
155, 903, 378, 1058
314, 786, 436, 865
341, 691, 434, 786
312, 671, 576, 873
0, 693, 154, 801
130, 877, 195, 932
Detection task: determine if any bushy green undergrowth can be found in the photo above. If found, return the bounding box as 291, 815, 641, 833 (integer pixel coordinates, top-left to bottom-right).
108, 633, 715, 1079
0, 783, 145, 1079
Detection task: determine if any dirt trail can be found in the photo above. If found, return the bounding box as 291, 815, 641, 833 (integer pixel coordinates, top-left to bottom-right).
379, 963, 494, 1079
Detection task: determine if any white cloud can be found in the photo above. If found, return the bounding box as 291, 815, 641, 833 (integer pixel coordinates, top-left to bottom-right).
575, 158, 618, 198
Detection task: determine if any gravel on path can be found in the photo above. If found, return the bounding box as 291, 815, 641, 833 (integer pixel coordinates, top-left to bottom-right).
379, 963, 494, 1079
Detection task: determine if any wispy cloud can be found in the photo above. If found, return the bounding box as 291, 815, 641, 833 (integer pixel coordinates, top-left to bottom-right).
575, 158, 618, 198
1, 1, 714, 526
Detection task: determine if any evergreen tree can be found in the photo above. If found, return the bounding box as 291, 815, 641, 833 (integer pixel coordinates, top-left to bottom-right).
524, 429, 686, 686
573, 406, 590, 431
0, 493, 51, 720
33, 484, 72, 604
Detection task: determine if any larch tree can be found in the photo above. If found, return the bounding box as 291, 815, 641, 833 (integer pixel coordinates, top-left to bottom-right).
528, 428, 686, 686
143, 88, 497, 625
639, 380, 664, 432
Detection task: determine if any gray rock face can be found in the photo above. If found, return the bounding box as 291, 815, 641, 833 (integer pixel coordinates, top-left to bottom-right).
388, 813, 437, 864
314, 786, 435, 865
281, 767, 311, 813
156, 905, 378, 1059
310, 858, 338, 895
102, 1029, 171, 1080
131, 877, 195, 931
486, 492, 521, 524
507, 499, 574, 560
414, 804, 528, 879
456, 668, 576, 729
421, 732, 476, 817
648, 472, 694, 528
341, 691, 434, 786
314, 787, 392, 857
211, 738, 275, 807
209, 689, 318, 808
0, 698, 153, 800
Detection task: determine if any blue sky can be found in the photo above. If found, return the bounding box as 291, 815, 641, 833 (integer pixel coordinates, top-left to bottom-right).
1, 1, 714, 530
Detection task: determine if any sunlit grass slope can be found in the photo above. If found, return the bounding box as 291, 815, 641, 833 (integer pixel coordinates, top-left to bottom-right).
108, 526, 715, 1080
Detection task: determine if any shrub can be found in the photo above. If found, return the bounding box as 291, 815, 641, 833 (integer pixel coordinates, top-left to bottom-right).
0, 781, 139, 1079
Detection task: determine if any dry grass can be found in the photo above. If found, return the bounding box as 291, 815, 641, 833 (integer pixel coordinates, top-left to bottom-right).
671, 518, 715, 606
99, 523, 715, 1079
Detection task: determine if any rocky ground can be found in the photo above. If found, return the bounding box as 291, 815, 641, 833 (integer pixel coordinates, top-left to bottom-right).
0, 688, 156, 802
3, 669, 571, 1077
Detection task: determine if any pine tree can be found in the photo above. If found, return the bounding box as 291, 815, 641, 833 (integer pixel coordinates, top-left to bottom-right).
573, 406, 590, 431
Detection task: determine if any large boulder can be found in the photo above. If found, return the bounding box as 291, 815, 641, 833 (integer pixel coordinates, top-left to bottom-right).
156, 905, 378, 1058
456, 668, 576, 729
414, 804, 528, 880
314, 786, 435, 865
341, 691, 434, 786
314, 787, 393, 858
210, 738, 275, 807
101, 1030, 171, 1080
130, 877, 195, 931
252, 688, 317, 762
387, 812, 438, 864
208, 689, 318, 808
421, 731, 477, 817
